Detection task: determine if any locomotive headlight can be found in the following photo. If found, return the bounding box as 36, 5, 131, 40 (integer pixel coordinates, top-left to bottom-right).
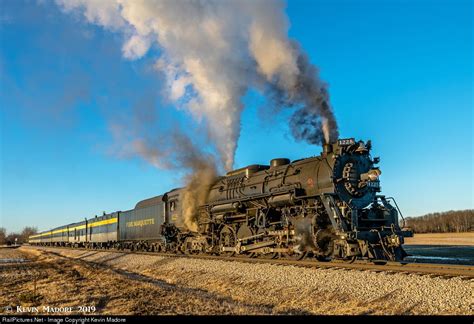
360, 169, 381, 181
368, 169, 381, 181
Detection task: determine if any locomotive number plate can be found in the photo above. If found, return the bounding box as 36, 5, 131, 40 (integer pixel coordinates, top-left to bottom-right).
367, 181, 380, 188
338, 138, 355, 146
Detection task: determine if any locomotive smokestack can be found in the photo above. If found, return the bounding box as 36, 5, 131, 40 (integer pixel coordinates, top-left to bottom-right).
322, 143, 332, 154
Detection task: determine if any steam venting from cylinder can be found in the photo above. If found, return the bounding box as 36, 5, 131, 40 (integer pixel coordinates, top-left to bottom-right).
55, 0, 339, 230
121, 129, 218, 232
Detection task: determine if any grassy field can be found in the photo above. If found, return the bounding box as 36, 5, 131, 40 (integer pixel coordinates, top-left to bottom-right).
404, 232, 474, 246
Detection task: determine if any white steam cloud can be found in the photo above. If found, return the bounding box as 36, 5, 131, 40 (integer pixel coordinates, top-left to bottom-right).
56, 0, 338, 172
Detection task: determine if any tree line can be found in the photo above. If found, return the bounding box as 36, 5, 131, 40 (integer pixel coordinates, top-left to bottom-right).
0, 227, 37, 245
405, 209, 473, 233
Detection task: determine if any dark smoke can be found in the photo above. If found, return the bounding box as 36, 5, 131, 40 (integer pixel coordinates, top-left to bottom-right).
265, 45, 339, 145
290, 107, 326, 145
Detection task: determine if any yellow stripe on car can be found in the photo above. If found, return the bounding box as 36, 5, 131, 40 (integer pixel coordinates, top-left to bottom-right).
29, 217, 118, 239
89, 217, 118, 228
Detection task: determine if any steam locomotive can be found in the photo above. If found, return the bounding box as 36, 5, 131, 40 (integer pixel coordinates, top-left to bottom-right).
29, 138, 413, 263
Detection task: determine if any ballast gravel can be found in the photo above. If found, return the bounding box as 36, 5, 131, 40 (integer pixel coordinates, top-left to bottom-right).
26, 246, 473, 315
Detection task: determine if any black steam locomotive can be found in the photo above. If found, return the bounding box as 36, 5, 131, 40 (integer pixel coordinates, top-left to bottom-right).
30, 138, 413, 263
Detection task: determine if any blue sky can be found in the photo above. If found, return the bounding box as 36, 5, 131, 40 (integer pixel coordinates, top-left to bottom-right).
1, 0, 472, 233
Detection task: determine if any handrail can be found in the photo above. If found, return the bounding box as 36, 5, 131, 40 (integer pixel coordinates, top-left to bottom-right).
385, 196, 405, 228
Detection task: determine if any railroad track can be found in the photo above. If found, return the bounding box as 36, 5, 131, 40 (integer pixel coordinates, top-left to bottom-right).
23, 245, 474, 279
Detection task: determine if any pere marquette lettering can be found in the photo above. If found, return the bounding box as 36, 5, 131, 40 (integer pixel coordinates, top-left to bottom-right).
126, 218, 155, 228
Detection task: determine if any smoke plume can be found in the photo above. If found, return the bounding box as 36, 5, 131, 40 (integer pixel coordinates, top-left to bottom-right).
161, 133, 218, 232
56, 0, 338, 171
109, 95, 218, 232
112, 125, 218, 231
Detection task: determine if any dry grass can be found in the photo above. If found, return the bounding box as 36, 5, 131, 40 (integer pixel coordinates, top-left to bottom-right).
0, 248, 274, 315
0, 246, 26, 259
405, 232, 474, 246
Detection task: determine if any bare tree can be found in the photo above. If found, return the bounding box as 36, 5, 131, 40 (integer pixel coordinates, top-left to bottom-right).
20, 226, 38, 244
0, 227, 6, 245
